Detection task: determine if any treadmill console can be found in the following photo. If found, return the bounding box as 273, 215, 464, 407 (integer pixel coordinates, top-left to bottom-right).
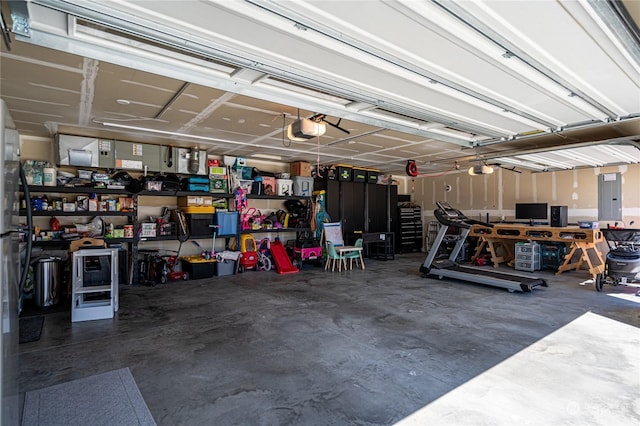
435, 201, 461, 218
434, 201, 494, 229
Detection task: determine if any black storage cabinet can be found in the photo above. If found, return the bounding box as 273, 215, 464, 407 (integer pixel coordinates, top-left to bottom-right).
315, 180, 398, 240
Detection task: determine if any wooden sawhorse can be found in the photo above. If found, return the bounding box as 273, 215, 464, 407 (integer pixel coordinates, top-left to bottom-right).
472, 237, 514, 267
556, 240, 605, 278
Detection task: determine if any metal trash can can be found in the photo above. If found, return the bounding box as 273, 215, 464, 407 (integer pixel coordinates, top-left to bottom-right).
34, 256, 62, 308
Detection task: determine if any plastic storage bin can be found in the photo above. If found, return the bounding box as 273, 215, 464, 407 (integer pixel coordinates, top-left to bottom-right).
515, 242, 540, 255
515, 242, 540, 271
337, 166, 352, 181
182, 256, 215, 279
352, 168, 367, 183
276, 178, 293, 196
515, 260, 539, 272
215, 260, 236, 276
292, 176, 314, 197
215, 211, 238, 236
186, 214, 215, 237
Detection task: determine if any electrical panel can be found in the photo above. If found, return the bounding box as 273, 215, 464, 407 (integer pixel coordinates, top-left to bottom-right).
598, 173, 622, 221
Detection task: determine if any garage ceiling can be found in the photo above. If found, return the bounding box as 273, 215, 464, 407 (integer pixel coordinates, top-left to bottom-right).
1, 0, 639, 174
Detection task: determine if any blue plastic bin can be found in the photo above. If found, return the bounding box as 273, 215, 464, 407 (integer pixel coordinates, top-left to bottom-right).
215, 211, 239, 236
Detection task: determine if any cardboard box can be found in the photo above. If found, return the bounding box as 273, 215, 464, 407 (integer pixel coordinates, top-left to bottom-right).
209, 177, 228, 194
178, 195, 213, 207
290, 161, 311, 177
262, 176, 276, 195
208, 166, 226, 176
118, 197, 134, 211
76, 195, 88, 211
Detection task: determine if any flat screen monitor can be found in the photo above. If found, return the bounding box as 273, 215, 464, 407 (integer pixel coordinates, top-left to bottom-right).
515, 203, 548, 220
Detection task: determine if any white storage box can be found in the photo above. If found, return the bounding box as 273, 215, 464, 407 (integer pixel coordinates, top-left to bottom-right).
276, 178, 293, 196
292, 176, 314, 197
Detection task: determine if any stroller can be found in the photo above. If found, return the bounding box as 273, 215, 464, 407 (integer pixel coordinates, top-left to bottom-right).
595, 228, 640, 294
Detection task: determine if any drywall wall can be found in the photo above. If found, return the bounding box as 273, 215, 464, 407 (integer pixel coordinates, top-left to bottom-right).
20, 134, 640, 229
408, 163, 640, 229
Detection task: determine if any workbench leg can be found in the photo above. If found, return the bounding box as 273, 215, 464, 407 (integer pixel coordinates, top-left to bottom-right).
502, 242, 514, 263
556, 244, 582, 275
578, 241, 605, 278
471, 239, 487, 261
486, 239, 511, 268
487, 240, 500, 267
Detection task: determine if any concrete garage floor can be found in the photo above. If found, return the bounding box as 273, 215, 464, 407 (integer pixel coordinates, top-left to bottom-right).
18, 253, 640, 425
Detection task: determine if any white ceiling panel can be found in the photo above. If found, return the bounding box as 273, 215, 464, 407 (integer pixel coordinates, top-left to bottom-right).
448, 0, 640, 116
1, 0, 638, 174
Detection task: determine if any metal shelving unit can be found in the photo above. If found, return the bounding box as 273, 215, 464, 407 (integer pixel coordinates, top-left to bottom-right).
23, 185, 313, 285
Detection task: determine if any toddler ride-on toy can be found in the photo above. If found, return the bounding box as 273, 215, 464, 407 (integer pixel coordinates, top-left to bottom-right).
156, 235, 190, 284
160, 250, 189, 283
286, 234, 323, 269
234, 233, 259, 272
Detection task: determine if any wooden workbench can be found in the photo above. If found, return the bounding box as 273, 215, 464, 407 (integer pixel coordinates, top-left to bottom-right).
469, 224, 605, 277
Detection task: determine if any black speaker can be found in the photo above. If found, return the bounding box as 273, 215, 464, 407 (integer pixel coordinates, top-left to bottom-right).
550, 205, 568, 227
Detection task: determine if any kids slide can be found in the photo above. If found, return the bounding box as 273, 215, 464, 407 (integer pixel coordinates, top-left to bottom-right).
270, 240, 299, 274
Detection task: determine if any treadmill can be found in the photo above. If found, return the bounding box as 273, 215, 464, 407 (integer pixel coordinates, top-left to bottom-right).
420, 201, 548, 292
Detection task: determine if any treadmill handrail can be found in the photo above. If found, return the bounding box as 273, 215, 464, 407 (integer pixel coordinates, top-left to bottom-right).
433, 208, 494, 229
